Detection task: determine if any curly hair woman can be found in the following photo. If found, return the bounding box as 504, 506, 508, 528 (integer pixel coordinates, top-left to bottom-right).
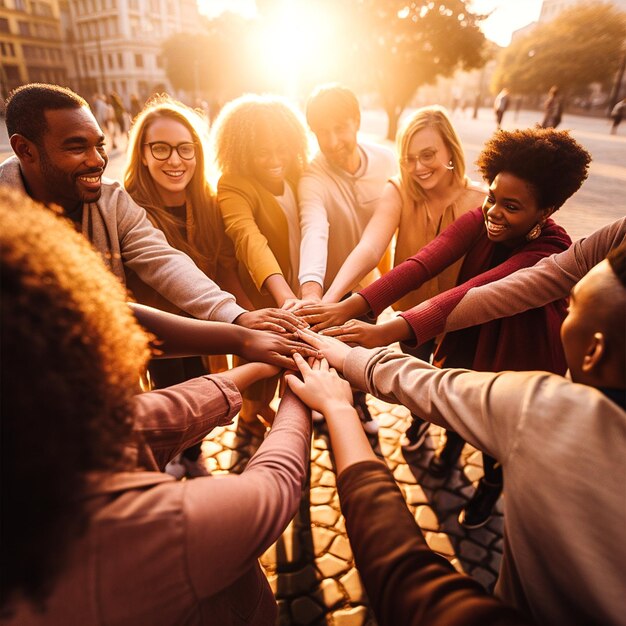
124, 95, 252, 478
0, 187, 311, 625
308, 127, 591, 527
211, 94, 309, 434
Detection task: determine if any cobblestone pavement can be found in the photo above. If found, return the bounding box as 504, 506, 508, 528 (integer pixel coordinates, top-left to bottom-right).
200, 360, 503, 626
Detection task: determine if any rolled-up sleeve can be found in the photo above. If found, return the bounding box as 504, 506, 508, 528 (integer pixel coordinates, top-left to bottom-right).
132, 375, 241, 469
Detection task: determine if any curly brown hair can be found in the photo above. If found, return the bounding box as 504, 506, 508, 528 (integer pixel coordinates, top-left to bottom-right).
476, 127, 591, 210
211, 93, 309, 181
0, 188, 150, 612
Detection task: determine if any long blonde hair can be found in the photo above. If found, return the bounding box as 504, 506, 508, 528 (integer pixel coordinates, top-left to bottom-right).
211, 93, 309, 182
124, 95, 220, 273
397, 105, 466, 204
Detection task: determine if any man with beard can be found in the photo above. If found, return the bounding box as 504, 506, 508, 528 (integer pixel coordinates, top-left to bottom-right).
296, 84, 397, 432
0, 83, 310, 344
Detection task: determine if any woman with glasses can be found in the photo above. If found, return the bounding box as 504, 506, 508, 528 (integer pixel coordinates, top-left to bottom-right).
301, 128, 590, 528
211, 94, 309, 436
124, 94, 252, 479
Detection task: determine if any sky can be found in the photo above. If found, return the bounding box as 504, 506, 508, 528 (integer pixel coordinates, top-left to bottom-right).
197, 0, 544, 47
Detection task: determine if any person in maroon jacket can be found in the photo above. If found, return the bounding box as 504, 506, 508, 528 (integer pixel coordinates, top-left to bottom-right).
298, 127, 591, 528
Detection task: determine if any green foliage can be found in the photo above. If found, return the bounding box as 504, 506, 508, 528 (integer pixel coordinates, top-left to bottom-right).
492, 2, 626, 97
342, 0, 488, 138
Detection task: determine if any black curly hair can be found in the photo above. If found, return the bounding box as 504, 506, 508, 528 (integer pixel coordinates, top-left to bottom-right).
476, 127, 591, 210
0, 188, 150, 612
5, 83, 88, 144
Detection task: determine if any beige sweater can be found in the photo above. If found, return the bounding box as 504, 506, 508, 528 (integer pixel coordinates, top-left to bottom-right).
0, 157, 245, 323
344, 346, 626, 626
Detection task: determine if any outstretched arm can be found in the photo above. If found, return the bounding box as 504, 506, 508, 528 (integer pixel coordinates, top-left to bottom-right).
286, 352, 529, 626
322, 182, 402, 304
129, 303, 319, 369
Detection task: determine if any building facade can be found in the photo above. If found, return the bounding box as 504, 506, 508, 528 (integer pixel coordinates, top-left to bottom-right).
65, 0, 200, 105
1, 0, 68, 98
1, 0, 201, 105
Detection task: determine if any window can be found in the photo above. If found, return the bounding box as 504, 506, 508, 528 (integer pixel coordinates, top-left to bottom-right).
0, 18, 10, 33
117, 51, 122, 67
134, 53, 143, 68
4, 64, 20, 80
18, 21, 30, 36
107, 53, 113, 69
14, 0, 26, 10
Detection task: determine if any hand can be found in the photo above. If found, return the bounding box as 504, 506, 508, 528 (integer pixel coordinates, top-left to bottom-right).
235, 308, 308, 334
215, 361, 281, 392
240, 329, 321, 370
295, 294, 368, 332
281, 297, 321, 313
295, 327, 351, 372
320, 319, 392, 348
286, 353, 353, 414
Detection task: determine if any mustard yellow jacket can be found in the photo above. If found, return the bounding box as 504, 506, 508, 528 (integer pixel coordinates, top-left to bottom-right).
217, 173, 298, 309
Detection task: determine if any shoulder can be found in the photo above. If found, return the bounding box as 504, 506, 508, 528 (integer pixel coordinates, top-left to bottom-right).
217, 174, 260, 200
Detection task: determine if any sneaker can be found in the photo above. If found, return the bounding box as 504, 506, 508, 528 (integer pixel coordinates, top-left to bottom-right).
400, 419, 430, 451
428, 435, 465, 478
181, 456, 211, 478
458, 480, 502, 529
164, 454, 186, 480
354, 394, 379, 435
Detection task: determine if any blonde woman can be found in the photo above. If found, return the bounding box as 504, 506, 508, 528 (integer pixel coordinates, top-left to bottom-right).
124, 95, 251, 477
211, 94, 309, 434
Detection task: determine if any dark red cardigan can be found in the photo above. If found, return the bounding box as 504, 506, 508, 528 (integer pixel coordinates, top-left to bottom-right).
358, 207, 571, 374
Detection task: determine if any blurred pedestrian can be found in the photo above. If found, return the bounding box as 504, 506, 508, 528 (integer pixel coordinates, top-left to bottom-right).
541, 86, 563, 129
493, 88, 510, 129
610, 98, 625, 135
129, 93, 142, 120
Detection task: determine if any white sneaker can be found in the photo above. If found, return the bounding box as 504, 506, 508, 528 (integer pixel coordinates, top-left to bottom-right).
361, 417, 380, 436
164, 454, 186, 480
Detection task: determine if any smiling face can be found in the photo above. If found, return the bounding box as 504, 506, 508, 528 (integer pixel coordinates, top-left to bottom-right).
311, 116, 360, 174
251, 124, 292, 195
35, 107, 108, 213
141, 117, 196, 206
403, 127, 453, 193
482, 172, 552, 247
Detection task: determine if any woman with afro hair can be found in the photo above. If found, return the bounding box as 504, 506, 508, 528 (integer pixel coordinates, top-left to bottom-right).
211, 94, 309, 435
303, 127, 591, 528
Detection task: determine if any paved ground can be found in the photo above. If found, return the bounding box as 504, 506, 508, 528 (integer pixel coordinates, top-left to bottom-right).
1, 106, 624, 625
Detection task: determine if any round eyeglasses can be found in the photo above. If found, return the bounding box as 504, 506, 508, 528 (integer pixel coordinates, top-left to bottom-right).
144, 141, 196, 161
399, 149, 439, 170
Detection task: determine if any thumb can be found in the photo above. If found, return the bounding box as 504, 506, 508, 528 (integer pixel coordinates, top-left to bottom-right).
285, 373, 306, 398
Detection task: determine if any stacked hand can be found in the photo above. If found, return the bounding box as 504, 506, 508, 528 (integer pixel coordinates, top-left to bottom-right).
236, 307, 308, 334
319, 319, 393, 349
295, 294, 367, 332
286, 353, 353, 414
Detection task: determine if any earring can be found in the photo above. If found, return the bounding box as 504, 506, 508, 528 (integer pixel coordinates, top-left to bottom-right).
526, 223, 542, 241
445, 159, 454, 171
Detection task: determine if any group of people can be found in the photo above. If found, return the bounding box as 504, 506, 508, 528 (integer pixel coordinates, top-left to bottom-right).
0, 81, 624, 626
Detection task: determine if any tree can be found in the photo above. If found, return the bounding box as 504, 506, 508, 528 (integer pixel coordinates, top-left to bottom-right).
342, 0, 489, 139
492, 2, 626, 100
161, 13, 267, 104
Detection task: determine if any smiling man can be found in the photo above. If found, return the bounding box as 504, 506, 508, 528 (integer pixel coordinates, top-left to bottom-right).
0, 83, 307, 339
297, 84, 397, 303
